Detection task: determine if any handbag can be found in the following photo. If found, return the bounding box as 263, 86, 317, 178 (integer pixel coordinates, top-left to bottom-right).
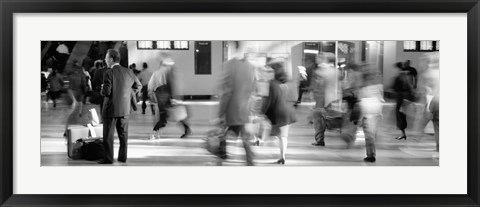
399, 99, 413, 114
205, 126, 227, 156
167, 104, 187, 122
81, 139, 105, 161
399, 99, 420, 119
70, 124, 104, 160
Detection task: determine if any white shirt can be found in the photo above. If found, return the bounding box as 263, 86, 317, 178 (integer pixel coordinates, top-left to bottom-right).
110, 63, 120, 68
148, 66, 169, 94
358, 84, 384, 116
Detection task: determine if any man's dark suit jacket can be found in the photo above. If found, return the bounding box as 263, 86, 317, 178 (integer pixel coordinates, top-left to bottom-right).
101, 64, 142, 118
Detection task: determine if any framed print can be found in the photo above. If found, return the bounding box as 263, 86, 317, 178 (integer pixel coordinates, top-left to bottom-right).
1, 0, 480, 206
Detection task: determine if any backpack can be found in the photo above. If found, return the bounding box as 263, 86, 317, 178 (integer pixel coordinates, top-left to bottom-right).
81, 139, 105, 161
70, 124, 104, 161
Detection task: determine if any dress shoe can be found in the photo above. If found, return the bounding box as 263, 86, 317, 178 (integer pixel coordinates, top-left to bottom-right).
251, 139, 263, 146
117, 159, 126, 163
97, 159, 113, 164
277, 158, 285, 165
363, 157, 376, 163
218, 153, 227, 159
180, 128, 192, 138
312, 142, 325, 146
149, 132, 158, 140
149, 130, 161, 140
214, 150, 227, 159
395, 135, 407, 140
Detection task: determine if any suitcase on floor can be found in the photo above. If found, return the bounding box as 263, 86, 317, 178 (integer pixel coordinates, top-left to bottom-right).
67, 124, 103, 158
79, 138, 105, 161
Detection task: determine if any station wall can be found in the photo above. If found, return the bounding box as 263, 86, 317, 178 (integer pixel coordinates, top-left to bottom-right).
127, 41, 223, 96
127, 40, 438, 99
225, 41, 303, 101
382, 41, 440, 91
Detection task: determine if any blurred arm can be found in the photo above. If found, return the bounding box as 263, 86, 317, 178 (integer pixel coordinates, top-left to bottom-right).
412, 68, 418, 89
147, 72, 158, 95
59, 76, 65, 87
218, 66, 233, 119
132, 75, 142, 94
261, 82, 274, 115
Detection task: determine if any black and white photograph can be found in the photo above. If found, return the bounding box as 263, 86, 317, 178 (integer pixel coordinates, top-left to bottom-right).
40, 40, 440, 166
3, 3, 477, 205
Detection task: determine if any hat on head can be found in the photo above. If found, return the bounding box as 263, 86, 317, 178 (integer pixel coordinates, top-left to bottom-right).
267, 58, 283, 65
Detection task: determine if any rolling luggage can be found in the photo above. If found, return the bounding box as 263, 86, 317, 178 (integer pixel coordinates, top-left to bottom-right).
67, 124, 103, 159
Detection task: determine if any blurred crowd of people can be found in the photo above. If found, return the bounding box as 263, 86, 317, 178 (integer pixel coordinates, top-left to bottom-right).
41, 41, 439, 166
209, 46, 439, 165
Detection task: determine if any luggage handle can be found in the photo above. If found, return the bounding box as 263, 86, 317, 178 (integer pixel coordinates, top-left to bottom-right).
86, 123, 97, 138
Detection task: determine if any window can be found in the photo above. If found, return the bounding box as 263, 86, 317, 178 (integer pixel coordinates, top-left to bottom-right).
403, 41, 417, 51
137, 41, 189, 50
175, 41, 189, 49
420, 41, 433, 51
157, 41, 171, 49
403, 41, 439, 52
137, 41, 153, 49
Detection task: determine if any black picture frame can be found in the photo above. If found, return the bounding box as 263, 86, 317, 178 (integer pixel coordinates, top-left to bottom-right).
1, 0, 479, 206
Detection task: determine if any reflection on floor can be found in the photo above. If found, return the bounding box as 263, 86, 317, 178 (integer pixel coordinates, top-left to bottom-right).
41, 100, 439, 166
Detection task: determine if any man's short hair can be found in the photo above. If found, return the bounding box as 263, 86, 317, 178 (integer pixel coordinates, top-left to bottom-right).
107, 49, 120, 63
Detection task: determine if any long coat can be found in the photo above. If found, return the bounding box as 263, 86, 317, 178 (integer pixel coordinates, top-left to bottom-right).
218, 58, 255, 126
101, 65, 142, 118
262, 79, 296, 128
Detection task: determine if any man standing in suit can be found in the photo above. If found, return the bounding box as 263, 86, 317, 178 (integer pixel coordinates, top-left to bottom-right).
98, 49, 142, 164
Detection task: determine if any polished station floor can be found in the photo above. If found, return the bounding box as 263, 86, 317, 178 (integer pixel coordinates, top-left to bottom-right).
41, 98, 439, 166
